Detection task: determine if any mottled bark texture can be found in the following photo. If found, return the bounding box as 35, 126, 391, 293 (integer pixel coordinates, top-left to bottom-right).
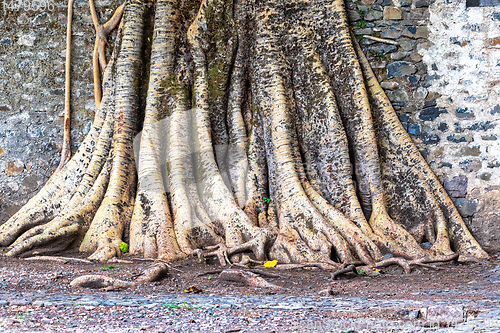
0, 0, 489, 265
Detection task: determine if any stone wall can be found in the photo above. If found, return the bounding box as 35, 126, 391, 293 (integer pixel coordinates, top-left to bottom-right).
0, 0, 121, 222
348, 0, 500, 252
0, 0, 498, 253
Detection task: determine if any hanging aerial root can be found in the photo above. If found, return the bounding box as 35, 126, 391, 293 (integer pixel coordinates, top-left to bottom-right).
89, 0, 125, 109
57, 0, 75, 171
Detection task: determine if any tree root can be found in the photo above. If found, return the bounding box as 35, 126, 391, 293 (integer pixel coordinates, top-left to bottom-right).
24, 256, 91, 264
70, 262, 169, 289
331, 254, 458, 278
70, 275, 134, 289
219, 269, 281, 289
332, 264, 357, 279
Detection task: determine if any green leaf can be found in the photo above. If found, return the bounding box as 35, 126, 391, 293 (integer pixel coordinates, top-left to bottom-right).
119, 242, 129, 253
101, 265, 115, 271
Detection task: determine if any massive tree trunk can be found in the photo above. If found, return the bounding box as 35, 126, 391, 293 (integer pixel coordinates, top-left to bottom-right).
0, 0, 489, 266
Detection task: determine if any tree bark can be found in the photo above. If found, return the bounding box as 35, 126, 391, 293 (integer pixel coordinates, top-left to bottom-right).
0, 0, 489, 265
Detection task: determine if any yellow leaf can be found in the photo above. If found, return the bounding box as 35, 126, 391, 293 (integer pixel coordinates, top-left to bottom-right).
263, 260, 278, 267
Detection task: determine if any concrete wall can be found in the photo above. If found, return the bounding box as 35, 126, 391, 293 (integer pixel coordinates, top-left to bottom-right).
0, 0, 498, 252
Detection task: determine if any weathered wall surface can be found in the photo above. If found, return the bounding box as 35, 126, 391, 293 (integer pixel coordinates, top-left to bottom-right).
0, 0, 498, 252
0, 0, 120, 222
348, 0, 500, 252
419, 0, 500, 253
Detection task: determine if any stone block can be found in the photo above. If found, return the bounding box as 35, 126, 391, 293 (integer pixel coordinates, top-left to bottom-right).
454, 198, 479, 217
381, 26, 402, 39
443, 175, 468, 198
418, 106, 447, 121
468, 191, 500, 252
460, 147, 480, 156
422, 305, 464, 326
386, 61, 417, 78
403, 26, 430, 39
421, 133, 440, 145
380, 81, 400, 90
365, 10, 383, 21
413, 87, 428, 99
387, 89, 409, 102
383, 7, 402, 20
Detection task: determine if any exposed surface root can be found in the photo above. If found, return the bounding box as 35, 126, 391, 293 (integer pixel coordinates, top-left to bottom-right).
24, 256, 92, 264
70, 262, 169, 289
135, 263, 169, 283
332, 254, 459, 278
219, 269, 281, 289
332, 264, 357, 279
70, 275, 134, 289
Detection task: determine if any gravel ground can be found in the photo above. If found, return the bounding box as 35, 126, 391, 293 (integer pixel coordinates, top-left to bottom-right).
0, 253, 499, 332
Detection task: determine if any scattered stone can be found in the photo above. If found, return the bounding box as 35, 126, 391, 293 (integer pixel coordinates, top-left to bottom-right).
409, 310, 420, 319
423, 305, 464, 326
11, 299, 31, 306
0, 38, 12, 45
479, 172, 491, 181
17, 34, 37, 47
6, 159, 24, 176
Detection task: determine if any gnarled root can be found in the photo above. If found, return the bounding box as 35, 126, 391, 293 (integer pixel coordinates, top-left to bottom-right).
219, 269, 281, 289
69, 262, 169, 289
332, 253, 458, 278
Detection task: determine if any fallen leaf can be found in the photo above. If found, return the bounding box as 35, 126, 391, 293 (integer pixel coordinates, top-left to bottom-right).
264, 260, 278, 268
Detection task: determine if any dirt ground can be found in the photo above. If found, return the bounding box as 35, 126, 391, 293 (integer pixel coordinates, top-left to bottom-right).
0, 251, 499, 332
1, 251, 498, 299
